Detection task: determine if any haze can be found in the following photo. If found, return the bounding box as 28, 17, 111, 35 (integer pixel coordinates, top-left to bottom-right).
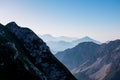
0, 0, 120, 42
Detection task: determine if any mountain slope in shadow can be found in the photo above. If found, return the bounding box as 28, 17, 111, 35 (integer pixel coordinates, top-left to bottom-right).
0, 22, 77, 80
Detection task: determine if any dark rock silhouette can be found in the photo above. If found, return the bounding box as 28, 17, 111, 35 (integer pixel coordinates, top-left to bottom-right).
0, 22, 77, 80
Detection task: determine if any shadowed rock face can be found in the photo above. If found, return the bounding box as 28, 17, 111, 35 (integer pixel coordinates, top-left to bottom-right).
55, 40, 120, 80
0, 22, 77, 80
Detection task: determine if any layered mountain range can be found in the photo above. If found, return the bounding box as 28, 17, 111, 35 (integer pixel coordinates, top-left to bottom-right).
55, 40, 120, 80
40, 34, 101, 54
40, 34, 77, 42
0, 22, 76, 80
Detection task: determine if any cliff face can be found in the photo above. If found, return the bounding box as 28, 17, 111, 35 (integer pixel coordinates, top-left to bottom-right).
0, 22, 76, 80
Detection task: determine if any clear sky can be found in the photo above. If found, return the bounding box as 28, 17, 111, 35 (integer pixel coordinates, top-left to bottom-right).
0, 0, 120, 42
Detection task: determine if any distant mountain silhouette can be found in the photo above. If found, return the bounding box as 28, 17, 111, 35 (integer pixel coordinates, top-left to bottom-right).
55, 40, 120, 80
72, 36, 101, 45
40, 34, 101, 54
46, 41, 74, 54
40, 34, 77, 42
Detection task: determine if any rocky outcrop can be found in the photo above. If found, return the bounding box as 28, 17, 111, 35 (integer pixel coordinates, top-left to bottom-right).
0, 22, 76, 80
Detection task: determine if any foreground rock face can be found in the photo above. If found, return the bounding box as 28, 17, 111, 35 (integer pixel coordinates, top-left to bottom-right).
0, 22, 76, 80
55, 40, 120, 80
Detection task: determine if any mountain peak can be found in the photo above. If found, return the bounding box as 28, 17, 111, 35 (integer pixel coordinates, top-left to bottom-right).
83, 36, 91, 39
83, 36, 89, 38
81, 36, 94, 40
72, 36, 101, 45
0, 22, 76, 80
6, 21, 18, 26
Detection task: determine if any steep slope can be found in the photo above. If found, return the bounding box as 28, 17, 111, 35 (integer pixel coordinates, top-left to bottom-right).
0, 22, 76, 80
55, 40, 120, 80
55, 42, 100, 70
0, 23, 41, 80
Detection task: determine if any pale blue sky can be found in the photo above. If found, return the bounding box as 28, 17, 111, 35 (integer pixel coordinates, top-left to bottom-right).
0, 0, 120, 42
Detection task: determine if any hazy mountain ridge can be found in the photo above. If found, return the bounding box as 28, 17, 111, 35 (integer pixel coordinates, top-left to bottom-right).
41, 34, 101, 54
40, 34, 77, 42
46, 40, 74, 53
55, 40, 120, 80
72, 36, 101, 45
0, 22, 76, 80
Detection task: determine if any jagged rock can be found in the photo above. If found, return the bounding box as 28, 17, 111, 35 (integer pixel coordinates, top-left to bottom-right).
0, 22, 76, 80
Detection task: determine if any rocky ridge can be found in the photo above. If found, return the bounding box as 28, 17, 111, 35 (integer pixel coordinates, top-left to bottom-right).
0, 22, 76, 80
